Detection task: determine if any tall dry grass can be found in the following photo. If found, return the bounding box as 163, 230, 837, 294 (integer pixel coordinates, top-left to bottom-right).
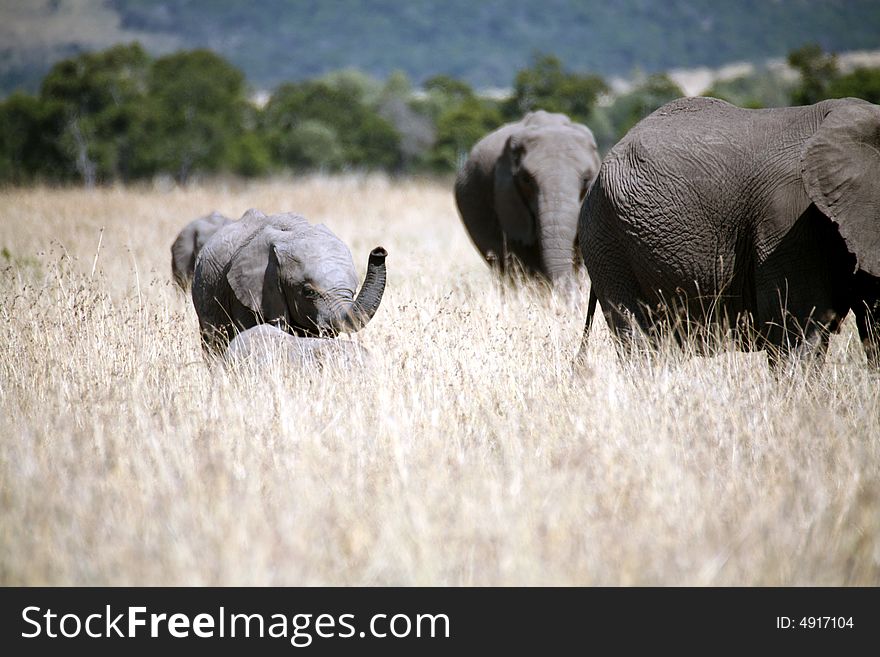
1, 175, 878, 585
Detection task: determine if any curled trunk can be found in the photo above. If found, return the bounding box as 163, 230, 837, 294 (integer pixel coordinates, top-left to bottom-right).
332, 247, 387, 333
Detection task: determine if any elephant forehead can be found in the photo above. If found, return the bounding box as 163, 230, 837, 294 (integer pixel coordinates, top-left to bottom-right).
235, 209, 310, 233
531, 123, 593, 144
268, 212, 311, 231
518, 131, 598, 171
516, 125, 594, 154
273, 228, 357, 289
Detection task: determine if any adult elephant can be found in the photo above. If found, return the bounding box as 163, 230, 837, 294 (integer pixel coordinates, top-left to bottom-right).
170, 211, 232, 290
455, 110, 600, 283
579, 96, 880, 369
192, 209, 387, 354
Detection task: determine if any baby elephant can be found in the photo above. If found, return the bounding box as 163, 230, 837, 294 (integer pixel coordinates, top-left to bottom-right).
192, 209, 387, 354
455, 110, 600, 284
170, 211, 233, 290
223, 324, 371, 369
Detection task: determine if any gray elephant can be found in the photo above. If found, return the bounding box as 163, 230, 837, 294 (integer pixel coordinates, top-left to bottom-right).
223, 324, 370, 369
170, 211, 233, 290
579, 96, 880, 369
454, 110, 601, 283
192, 209, 387, 354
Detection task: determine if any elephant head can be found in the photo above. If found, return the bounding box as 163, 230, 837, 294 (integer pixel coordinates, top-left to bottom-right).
493, 111, 600, 281
193, 209, 387, 353
170, 211, 232, 290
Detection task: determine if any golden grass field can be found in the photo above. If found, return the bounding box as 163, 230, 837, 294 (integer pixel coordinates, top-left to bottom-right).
1, 175, 878, 585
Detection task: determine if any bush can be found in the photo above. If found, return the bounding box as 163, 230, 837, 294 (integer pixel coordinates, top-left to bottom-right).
140, 49, 250, 182
827, 66, 880, 104
262, 80, 401, 171
0, 93, 67, 183
506, 53, 608, 124
38, 43, 152, 184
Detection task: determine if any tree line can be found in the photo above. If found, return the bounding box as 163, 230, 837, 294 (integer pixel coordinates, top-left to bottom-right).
1, 43, 879, 186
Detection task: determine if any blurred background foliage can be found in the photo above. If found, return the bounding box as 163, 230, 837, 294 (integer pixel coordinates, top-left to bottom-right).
85, 1, 880, 89
1, 43, 880, 185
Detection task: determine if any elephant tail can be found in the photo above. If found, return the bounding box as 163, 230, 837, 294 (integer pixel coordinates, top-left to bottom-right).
575, 287, 598, 363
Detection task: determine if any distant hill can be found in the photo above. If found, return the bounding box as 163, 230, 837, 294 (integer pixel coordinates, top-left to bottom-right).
3, 0, 880, 94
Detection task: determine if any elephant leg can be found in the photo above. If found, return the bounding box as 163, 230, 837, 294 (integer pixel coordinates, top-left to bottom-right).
761, 302, 837, 374
199, 295, 260, 356
482, 218, 510, 276
455, 178, 508, 274
574, 288, 599, 364
503, 237, 546, 281
755, 208, 850, 374
199, 319, 230, 357
769, 324, 831, 375
583, 243, 661, 359
601, 296, 663, 360
852, 271, 880, 370
854, 301, 880, 370
196, 297, 231, 356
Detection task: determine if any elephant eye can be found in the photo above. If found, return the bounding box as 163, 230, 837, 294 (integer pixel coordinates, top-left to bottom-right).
303, 284, 321, 300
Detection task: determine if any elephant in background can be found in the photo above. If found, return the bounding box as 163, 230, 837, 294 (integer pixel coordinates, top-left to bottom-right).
455, 110, 601, 284
223, 324, 371, 369
192, 209, 387, 354
579, 96, 880, 369
170, 211, 233, 290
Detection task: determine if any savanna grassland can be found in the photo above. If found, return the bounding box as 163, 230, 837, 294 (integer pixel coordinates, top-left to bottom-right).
1, 176, 878, 585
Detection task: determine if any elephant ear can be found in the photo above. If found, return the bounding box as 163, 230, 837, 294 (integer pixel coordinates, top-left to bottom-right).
493, 134, 535, 243
170, 224, 196, 288
226, 234, 288, 324
801, 100, 880, 277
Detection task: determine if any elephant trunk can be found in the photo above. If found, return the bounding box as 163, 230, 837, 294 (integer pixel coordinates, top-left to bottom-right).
332, 247, 387, 333
538, 193, 581, 282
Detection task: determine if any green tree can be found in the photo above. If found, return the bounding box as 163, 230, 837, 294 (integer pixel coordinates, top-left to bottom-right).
318, 69, 384, 107
418, 75, 505, 172
430, 96, 504, 172
422, 75, 476, 121
262, 80, 400, 170
377, 71, 435, 171
704, 69, 795, 109
598, 74, 684, 148
826, 66, 880, 104
508, 54, 608, 123
281, 120, 345, 170
225, 131, 273, 177
0, 92, 67, 183
38, 43, 151, 185
140, 49, 248, 182
788, 44, 840, 105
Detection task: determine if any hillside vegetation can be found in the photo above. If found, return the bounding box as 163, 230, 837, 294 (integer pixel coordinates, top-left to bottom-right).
3, 0, 880, 94
3, 42, 880, 185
